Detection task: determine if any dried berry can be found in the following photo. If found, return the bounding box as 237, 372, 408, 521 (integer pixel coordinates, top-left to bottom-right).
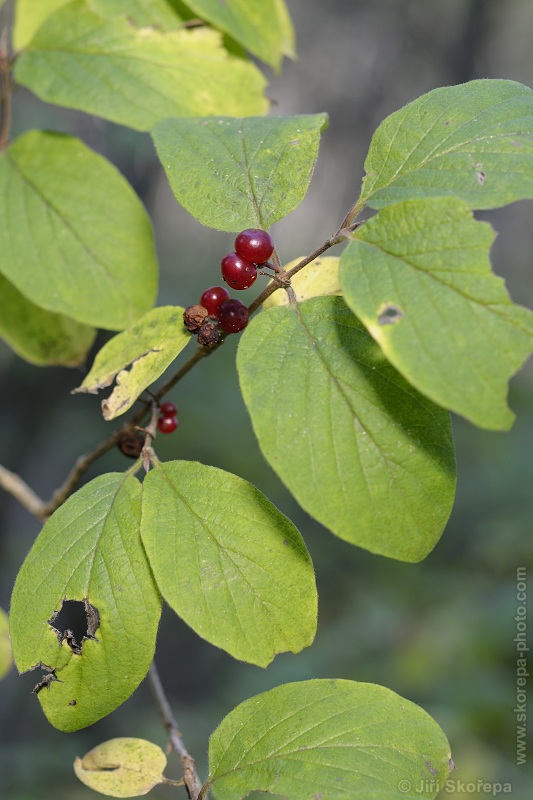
117, 430, 145, 459
197, 322, 223, 348
183, 304, 209, 332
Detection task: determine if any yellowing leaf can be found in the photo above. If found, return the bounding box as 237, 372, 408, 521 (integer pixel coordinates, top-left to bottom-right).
74, 738, 168, 797
73, 307, 191, 420
263, 256, 341, 309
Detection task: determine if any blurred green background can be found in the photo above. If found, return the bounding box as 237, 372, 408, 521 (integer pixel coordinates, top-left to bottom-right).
1, 0, 532, 797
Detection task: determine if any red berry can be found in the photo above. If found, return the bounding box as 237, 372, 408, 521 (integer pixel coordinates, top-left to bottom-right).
160, 401, 178, 417
157, 416, 178, 434
217, 298, 249, 333
235, 229, 274, 264
221, 252, 257, 290
200, 285, 230, 316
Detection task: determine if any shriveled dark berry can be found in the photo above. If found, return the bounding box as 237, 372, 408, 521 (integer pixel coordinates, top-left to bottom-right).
200, 286, 230, 316
221, 252, 258, 290
158, 416, 178, 434
235, 229, 274, 265
117, 430, 145, 458
217, 298, 249, 333
183, 304, 208, 332
160, 401, 178, 417
197, 321, 223, 348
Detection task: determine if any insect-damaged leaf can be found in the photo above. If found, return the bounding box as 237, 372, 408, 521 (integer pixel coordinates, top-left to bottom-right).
73, 306, 191, 420
237, 297, 456, 562
359, 79, 533, 211
340, 197, 533, 430
206, 680, 452, 800
141, 460, 317, 666
152, 114, 328, 231
74, 738, 168, 797
9, 473, 161, 731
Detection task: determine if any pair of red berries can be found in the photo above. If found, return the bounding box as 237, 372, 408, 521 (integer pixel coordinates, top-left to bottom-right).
221, 228, 275, 291
157, 401, 178, 434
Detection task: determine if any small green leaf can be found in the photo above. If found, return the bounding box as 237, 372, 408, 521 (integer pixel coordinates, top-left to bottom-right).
74, 738, 168, 798
206, 679, 452, 800
182, 0, 295, 70
263, 256, 341, 309
14, 1, 268, 132
152, 114, 328, 231
0, 131, 157, 330
0, 608, 13, 681
360, 79, 533, 211
13, 0, 70, 50
141, 460, 317, 667
340, 197, 533, 430
10, 473, 161, 731
237, 297, 455, 562
73, 306, 191, 420
0, 273, 96, 367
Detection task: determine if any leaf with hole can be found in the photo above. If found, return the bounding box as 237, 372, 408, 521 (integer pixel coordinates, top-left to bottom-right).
152, 114, 328, 231
0, 273, 96, 367
340, 197, 533, 430
206, 679, 452, 800
263, 256, 341, 309
141, 460, 317, 666
182, 0, 295, 70
14, 0, 268, 131
73, 306, 191, 420
237, 297, 456, 562
0, 131, 157, 330
74, 738, 169, 798
359, 79, 533, 211
9, 473, 161, 731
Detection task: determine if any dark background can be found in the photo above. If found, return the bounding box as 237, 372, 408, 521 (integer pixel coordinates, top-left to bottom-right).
1, 1, 532, 797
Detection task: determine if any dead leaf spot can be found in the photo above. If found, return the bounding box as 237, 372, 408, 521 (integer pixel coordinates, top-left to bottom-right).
476, 171, 486, 185
425, 761, 437, 775
377, 304, 404, 325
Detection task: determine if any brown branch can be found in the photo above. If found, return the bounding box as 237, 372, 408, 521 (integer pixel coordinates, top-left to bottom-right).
0, 464, 47, 520
148, 662, 204, 800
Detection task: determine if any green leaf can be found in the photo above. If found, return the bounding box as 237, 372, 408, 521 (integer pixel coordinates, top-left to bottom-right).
0, 608, 13, 681
0, 131, 157, 330
152, 114, 328, 231
73, 306, 191, 420
340, 197, 533, 431
13, 0, 71, 50
359, 79, 533, 211
263, 256, 341, 309
141, 460, 317, 667
0, 273, 96, 367
9, 473, 161, 732
74, 738, 168, 797
237, 297, 455, 562
14, 0, 268, 132
181, 0, 295, 70
206, 679, 452, 800
89, 0, 185, 28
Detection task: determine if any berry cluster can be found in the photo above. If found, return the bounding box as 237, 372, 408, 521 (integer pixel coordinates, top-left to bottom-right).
157, 401, 178, 434
184, 228, 275, 346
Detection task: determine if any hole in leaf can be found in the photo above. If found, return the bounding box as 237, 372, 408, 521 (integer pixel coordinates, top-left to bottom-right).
377, 304, 404, 325
48, 598, 100, 655
30, 662, 60, 694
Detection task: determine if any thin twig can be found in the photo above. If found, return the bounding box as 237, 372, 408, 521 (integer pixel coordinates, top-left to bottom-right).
148, 662, 204, 800
0, 464, 47, 520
